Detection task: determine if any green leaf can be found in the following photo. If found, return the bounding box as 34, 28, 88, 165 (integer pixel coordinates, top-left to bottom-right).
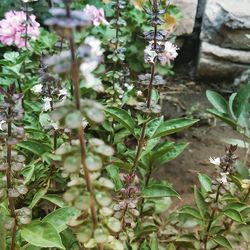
42, 195, 67, 208
207, 108, 237, 129
142, 184, 179, 198
21, 221, 65, 249
29, 188, 47, 209
206, 90, 228, 113
43, 207, 80, 233
212, 235, 233, 249
106, 165, 124, 190
105, 107, 135, 134
149, 141, 174, 164
166, 243, 176, 250
145, 117, 163, 139
228, 93, 237, 119
150, 232, 159, 250
194, 186, 207, 219
152, 118, 198, 139
232, 84, 250, 118
198, 174, 212, 192
180, 206, 202, 220
153, 143, 188, 166
221, 138, 249, 149
0, 212, 6, 250
18, 140, 52, 156
223, 209, 244, 223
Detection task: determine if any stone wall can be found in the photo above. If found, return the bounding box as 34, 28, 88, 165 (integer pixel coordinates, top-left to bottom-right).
197, 0, 250, 81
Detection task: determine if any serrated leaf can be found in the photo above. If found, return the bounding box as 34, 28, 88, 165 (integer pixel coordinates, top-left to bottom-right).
223, 209, 244, 223
198, 173, 212, 192
142, 184, 179, 198
105, 107, 135, 134
152, 118, 198, 138
43, 207, 79, 233
21, 221, 65, 249
212, 235, 233, 249
0, 212, 6, 250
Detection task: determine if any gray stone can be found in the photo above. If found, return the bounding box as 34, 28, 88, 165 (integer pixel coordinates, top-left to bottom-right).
197, 42, 250, 80
200, 0, 250, 50
173, 0, 198, 36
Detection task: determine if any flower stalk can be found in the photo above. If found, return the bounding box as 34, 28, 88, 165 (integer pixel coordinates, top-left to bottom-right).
6, 107, 17, 250
64, 1, 98, 229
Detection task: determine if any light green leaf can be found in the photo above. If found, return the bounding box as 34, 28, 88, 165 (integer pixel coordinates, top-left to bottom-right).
0, 212, 6, 250
105, 107, 135, 134
206, 90, 228, 113
223, 209, 244, 223
18, 141, 52, 156
21, 221, 65, 249
29, 188, 47, 209
212, 235, 233, 249
194, 186, 207, 219
43, 207, 79, 233
153, 143, 188, 166
180, 206, 202, 220
106, 165, 124, 190
42, 195, 67, 208
232, 84, 250, 118
152, 118, 198, 139
145, 117, 163, 139
166, 243, 176, 250
142, 184, 179, 198
198, 173, 212, 192
207, 108, 237, 129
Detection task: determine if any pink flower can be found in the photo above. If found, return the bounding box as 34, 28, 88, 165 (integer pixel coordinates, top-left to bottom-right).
158, 41, 178, 65
0, 11, 40, 48
83, 5, 108, 26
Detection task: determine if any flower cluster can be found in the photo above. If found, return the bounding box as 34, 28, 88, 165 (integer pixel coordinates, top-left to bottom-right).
0, 11, 40, 48
144, 40, 178, 65
113, 173, 140, 228
83, 5, 108, 26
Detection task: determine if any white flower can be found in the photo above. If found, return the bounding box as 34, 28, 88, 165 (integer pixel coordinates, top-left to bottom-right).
137, 90, 143, 96
0, 120, 6, 131
51, 122, 59, 130
158, 41, 178, 65
42, 97, 52, 111
84, 36, 104, 57
144, 44, 157, 64
209, 157, 221, 166
218, 172, 229, 185
22, 0, 38, 2
59, 88, 68, 100
31, 84, 43, 93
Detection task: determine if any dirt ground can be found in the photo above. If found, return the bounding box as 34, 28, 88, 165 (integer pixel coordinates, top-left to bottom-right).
155, 70, 246, 206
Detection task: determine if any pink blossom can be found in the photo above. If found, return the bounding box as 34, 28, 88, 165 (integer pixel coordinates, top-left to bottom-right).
83, 5, 108, 26
0, 11, 40, 48
158, 41, 178, 65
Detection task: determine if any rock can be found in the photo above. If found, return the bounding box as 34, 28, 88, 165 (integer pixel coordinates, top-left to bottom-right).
234, 69, 250, 86
197, 42, 250, 80
200, 0, 250, 50
173, 0, 198, 36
